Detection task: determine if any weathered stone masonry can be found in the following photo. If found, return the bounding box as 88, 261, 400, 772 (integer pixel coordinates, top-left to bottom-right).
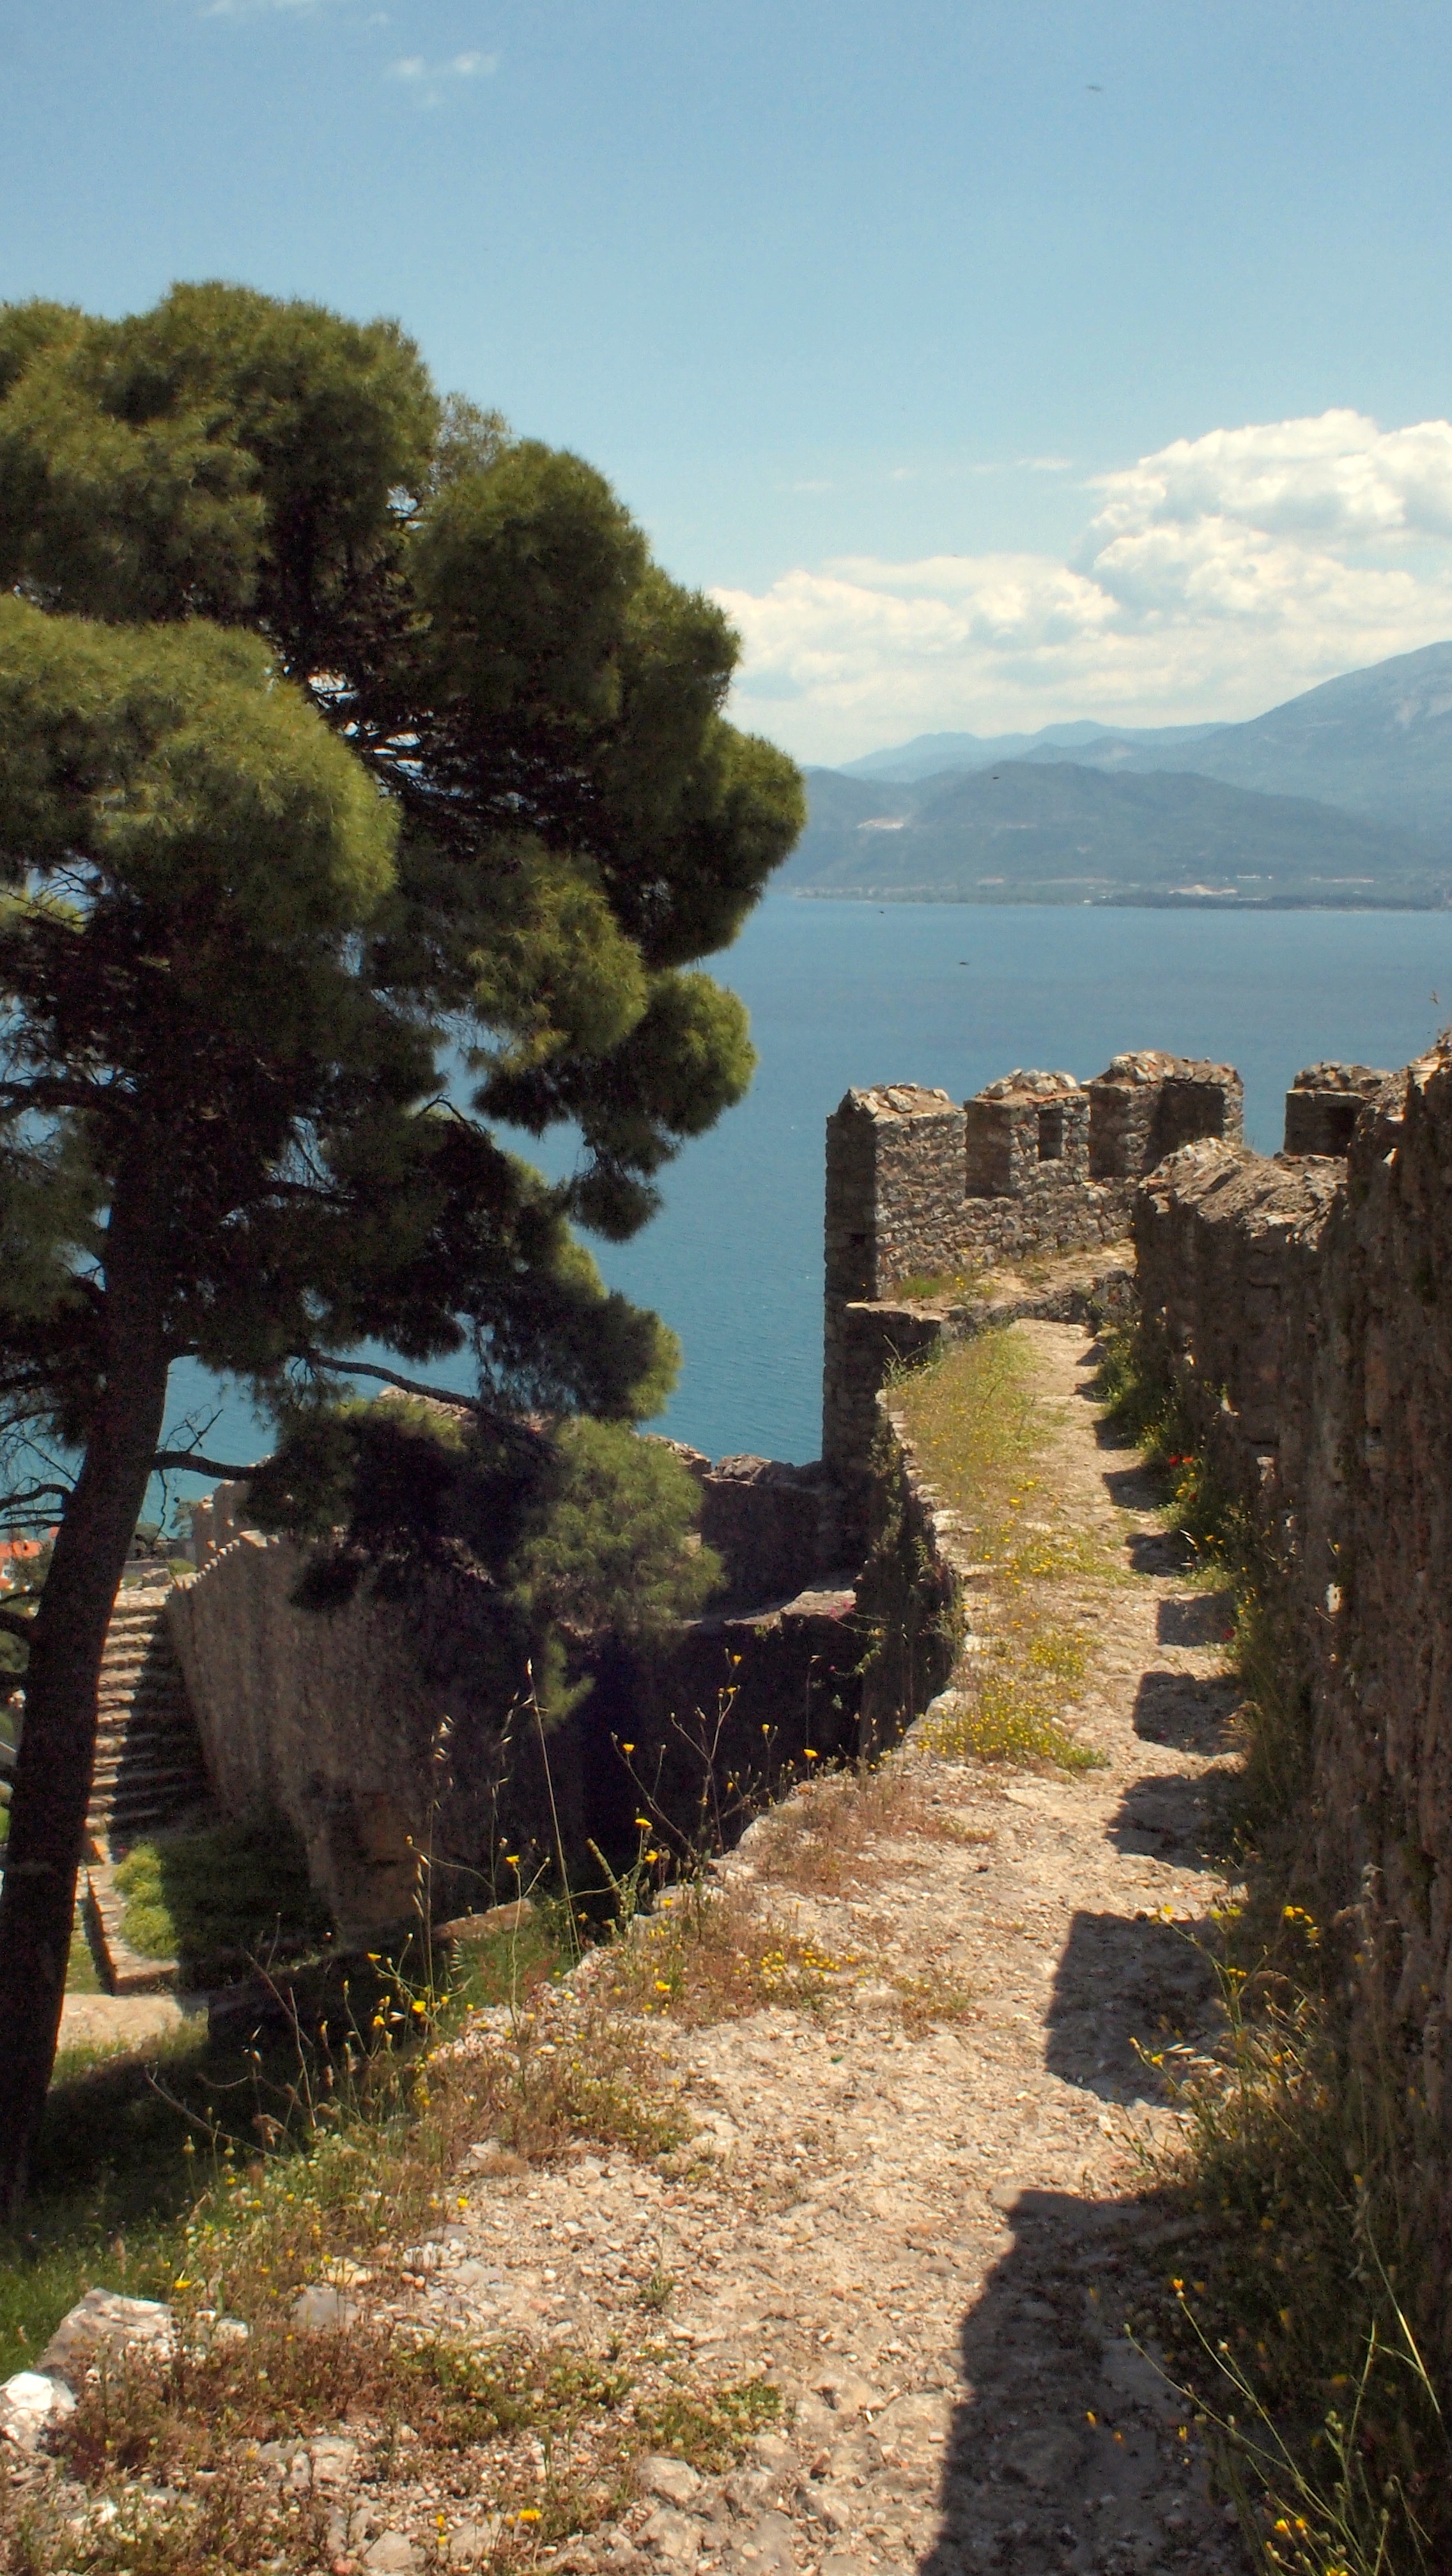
1133, 1048, 1452, 2363
823, 1052, 1242, 1505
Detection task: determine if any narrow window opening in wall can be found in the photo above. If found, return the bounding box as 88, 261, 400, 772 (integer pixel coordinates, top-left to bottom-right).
1323, 1098, 1361, 1153
1037, 1104, 1065, 1163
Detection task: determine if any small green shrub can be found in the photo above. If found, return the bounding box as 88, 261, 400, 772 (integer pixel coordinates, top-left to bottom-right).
923, 1660, 1102, 1771
891, 1268, 984, 1305
1095, 1321, 1181, 1450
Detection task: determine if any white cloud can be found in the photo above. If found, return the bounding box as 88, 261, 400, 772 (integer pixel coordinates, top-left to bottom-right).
718, 410, 1452, 762
388, 47, 497, 99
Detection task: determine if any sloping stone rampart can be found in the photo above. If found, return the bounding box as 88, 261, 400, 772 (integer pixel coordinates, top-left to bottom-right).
167, 1528, 870, 1945
1133, 1047, 1452, 2359
167, 1535, 493, 1942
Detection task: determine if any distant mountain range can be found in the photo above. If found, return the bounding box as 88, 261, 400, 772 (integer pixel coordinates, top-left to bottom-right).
793, 641, 1452, 906
841, 717, 1226, 783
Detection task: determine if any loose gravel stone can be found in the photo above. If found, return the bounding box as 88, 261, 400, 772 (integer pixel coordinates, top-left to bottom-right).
143, 1319, 1248, 2576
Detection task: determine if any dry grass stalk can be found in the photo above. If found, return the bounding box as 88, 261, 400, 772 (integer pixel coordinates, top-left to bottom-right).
743, 1763, 991, 1898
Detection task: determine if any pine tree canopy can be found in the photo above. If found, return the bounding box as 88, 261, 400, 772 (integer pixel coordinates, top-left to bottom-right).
0, 283, 803, 2193
0, 282, 803, 1468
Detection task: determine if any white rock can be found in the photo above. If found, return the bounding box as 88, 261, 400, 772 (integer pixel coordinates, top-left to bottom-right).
364, 2534, 421, 2573
814, 2369, 884, 2418
805, 2484, 855, 2532
291, 2283, 359, 2333
0, 2370, 74, 2448
638, 2453, 702, 2506
398, 2240, 448, 2272
729, 2509, 796, 2573
445, 2517, 502, 2568
307, 2434, 359, 2485
639, 2503, 702, 2564
38, 2289, 174, 2383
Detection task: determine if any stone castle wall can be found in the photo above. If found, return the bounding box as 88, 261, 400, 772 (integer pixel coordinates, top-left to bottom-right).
168, 1522, 867, 1942
823, 1052, 1242, 1486
1132, 1048, 1452, 2357
168, 1532, 531, 1942
161, 1041, 1272, 1965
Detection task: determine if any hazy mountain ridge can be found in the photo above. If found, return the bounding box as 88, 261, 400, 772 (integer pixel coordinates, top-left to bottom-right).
837, 640, 1452, 839
840, 716, 1226, 783
785, 757, 1449, 907
1014, 642, 1452, 837
796, 640, 1452, 903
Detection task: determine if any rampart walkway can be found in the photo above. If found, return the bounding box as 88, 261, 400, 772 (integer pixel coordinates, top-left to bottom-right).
374, 1322, 1249, 2576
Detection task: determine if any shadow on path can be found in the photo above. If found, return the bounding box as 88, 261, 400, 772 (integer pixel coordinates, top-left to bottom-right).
915, 2188, 1243, 2575
1044, 1908, 1220, 2100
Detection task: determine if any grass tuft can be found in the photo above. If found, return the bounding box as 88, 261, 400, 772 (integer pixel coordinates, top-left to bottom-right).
602, 1877, 850, 2028
890, 1267, 985, 1305
1145, 1935, 1452, 2576
894, 1326, 1106, 1773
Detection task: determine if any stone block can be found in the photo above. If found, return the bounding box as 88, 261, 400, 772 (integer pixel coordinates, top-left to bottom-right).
967, 1071, 1087, 1197
1283, 1061, 1389, 1156
700, 1457, 837, 1609
39, 2288, 174, 2384
1088, 1051, 1242, 1180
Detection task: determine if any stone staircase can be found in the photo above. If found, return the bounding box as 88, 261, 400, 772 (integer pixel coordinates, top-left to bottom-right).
85, 1586, 212, 1862
77, 1586, 214, 1993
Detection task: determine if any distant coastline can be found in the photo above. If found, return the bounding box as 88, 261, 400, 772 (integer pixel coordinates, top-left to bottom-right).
788, 884, 1452, 909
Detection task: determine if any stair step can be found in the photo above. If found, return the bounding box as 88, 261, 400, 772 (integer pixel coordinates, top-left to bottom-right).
90, 1751, 209, 1785
96, 1697, 190, 1722
97, 1687, 189, 1709
93, 1726, 201, 1754
89, 1768, 209, 1802
81, 1584, 212, 1850
95, 1711, 200, 1739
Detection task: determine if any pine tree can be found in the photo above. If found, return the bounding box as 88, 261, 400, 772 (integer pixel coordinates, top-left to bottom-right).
0, 284, 802, 2200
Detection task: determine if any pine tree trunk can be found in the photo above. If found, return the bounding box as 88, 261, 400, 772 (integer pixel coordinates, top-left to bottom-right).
0, 1164, 171, 2211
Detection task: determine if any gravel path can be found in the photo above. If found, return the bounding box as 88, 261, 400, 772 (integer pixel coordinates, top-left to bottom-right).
385, 1322, 1250, 2576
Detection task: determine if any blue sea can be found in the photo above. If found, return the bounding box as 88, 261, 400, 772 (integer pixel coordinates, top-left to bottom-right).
158, 898, 1452, 1501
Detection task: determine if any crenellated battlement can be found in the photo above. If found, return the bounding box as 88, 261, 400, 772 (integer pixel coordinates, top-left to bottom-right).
822, 1050, 1242, 1480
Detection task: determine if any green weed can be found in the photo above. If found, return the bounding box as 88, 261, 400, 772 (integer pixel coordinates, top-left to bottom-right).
890, 1268, 985, 1305
1149, 1932, 1452, 2576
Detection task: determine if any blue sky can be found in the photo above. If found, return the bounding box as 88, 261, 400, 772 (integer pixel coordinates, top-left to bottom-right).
6, 0, 1452, 758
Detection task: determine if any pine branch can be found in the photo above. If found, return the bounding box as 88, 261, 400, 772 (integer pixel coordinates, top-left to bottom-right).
152, 1450, 256, 1479
300, 1354, 481, 1412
